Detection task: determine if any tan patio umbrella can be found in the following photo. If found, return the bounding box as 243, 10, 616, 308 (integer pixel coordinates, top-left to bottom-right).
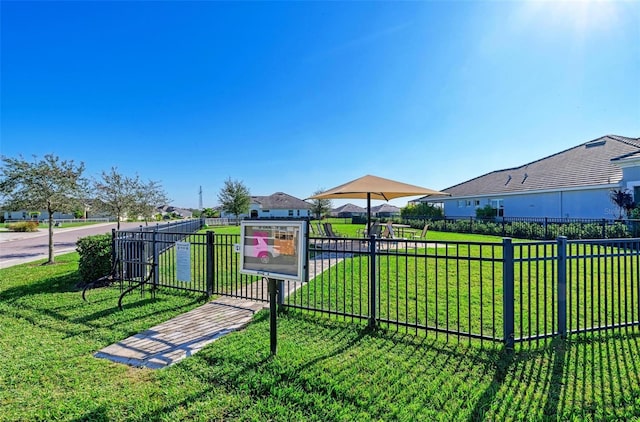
307, 174, 450, 229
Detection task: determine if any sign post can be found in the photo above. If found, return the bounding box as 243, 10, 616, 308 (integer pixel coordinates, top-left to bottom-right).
268, 277, 279, 355
238, 220, 308, 356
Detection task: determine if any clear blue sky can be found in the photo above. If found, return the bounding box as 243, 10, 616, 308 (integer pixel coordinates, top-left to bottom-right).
2, 1, 639, 210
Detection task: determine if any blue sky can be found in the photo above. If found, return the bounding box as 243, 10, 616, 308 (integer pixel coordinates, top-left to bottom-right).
2, 1, 639, 210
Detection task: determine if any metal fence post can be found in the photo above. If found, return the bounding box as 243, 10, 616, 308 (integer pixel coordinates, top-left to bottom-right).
111, 228, 116, 270
152, 230, 159, 290
557, 236, 567, 337
368, 234, 377, 329
502, 238, 515, 348
544, 217, 548, 239
206, 231, 214, 297
268, 278, 278, 355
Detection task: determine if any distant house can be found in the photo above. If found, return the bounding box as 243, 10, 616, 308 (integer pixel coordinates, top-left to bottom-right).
157, 205, 193, 219
418, 134, 640, 219
331, 203, 367, 218
3, 210, 76, 221
221, 192, 311, 219
371, 204, 401, 218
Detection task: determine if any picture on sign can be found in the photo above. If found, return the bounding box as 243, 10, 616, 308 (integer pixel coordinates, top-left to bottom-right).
239, 220, 307, 282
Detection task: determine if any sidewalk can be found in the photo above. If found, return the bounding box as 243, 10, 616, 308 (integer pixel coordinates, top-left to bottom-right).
94, 259, 334, 369
95, 295, 271, 369
0, 223, 114, 242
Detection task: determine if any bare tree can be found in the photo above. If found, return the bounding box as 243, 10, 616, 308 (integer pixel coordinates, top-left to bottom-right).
0, 154, 87, 264
217, 178, 250, 224
131, 179, 170, 225
309, 188, 332, 219
92, 167, 140, 230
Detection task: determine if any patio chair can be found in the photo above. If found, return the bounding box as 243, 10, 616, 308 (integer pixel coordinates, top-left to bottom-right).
382, 223, 391, 239
366, 223, 383, 238
357, 222, 372, 238
408, 223, 429, 240
323, 222, 345, 238
316, 222, 328, 237
384, 222, 404, 239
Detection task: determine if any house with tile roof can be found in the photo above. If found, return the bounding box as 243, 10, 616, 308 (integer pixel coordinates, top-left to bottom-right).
371, 203, 401, 218
221, 192, 312, 219
331, 203, 367, 218
418, 135, 640, 219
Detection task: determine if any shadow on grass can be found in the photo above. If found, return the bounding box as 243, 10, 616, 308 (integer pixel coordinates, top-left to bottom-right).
479, 331, 640, 420
0, 269, 81, 298
131, 310, 511, 420
0, 266, 208, 345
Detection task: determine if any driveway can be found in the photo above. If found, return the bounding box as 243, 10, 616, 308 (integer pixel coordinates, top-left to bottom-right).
0, 222, 147, 269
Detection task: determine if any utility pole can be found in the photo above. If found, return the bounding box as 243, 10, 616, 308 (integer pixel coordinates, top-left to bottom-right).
199, 186, 203, 211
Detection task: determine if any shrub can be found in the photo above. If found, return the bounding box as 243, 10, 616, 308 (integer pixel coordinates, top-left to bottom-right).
475, 205, 497, 219
76, 234, 112, 285
606, 222, 630, 239
7, 221, 39, 232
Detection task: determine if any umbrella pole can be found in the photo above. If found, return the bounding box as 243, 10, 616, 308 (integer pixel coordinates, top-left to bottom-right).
367, 193, 371, 230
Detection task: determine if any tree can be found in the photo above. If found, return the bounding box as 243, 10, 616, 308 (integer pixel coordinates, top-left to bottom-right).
131, 179, 169, 226
201, 207, 219, 218
475, 204, 497, 219
0, 154, 87, 264
217, 178, 250, 224
610, 189, 634, 219
309, 188, 332, 219
92, 167, 141, 230
401, 202, 444, 219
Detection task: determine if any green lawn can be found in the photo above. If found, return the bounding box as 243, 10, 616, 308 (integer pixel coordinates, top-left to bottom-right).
1, 252, 640, 421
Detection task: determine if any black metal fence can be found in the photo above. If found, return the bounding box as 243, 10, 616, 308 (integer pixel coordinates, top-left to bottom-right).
112, 219, 210, 304
288, 235, 640, 346
111, 226, 640, 346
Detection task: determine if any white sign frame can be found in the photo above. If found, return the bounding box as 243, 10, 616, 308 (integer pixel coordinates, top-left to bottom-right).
239, 220, 307, 282
176, 241, 191, 282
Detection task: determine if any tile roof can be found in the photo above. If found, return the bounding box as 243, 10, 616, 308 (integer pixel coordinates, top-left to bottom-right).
371, 204, 401, 213
251, 192, 312, 209
332, 203, 367, 213
440, 135, 640, 198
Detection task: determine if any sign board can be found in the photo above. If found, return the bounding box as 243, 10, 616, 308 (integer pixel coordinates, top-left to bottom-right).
176, 241, 191, 282
239, 220, 307, 282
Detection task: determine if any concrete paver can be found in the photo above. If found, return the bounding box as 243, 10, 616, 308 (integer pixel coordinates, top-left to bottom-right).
95, 297, 270, 369
94, 260, 333, 369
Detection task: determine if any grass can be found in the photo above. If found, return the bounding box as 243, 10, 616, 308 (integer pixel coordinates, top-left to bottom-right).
2, 251, 640, 420
206, 221, 508, 242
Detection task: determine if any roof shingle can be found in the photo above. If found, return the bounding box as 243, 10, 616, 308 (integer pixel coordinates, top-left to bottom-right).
442, 135, 640, 197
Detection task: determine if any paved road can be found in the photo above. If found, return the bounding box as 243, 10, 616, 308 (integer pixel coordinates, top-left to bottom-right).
0, 222, 147, 269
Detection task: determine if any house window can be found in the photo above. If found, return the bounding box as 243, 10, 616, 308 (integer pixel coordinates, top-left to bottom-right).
635, 186, 640, 202
457, 200, 465, 208
490, 199, 504, 217
474, 200, 480, 206
288, 210, 293, 216
262, 209, 270, 213
297, 210, 300, 216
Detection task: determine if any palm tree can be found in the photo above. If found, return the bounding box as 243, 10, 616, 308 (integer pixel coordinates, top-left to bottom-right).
610, 189, 634, 219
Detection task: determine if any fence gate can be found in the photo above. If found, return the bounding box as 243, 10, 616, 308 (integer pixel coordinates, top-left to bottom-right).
111, 229, 269, 303
112, 229, 212, 305
210, 232, 270, 303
